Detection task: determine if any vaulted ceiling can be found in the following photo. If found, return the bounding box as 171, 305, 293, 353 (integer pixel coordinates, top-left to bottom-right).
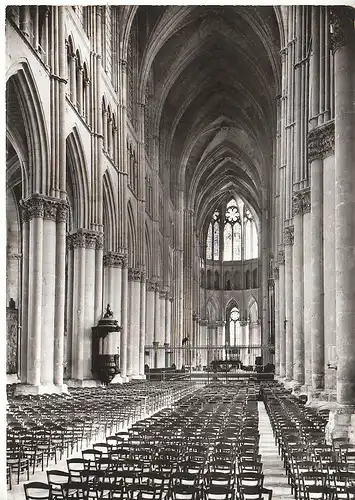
132, 6, 282, 230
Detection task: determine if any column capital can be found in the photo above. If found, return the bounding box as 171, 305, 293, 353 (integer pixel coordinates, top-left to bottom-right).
128, 267, 144, 282
278, 249, 285, 265
146, 279, 158, 292
240, 321, 248, 327
103, 251, 128, 268
159, 290, 168, 300
215, 320, 225, 327
199, 319, 209, 327
292, 192, 303, 217
308, 121, 335, 162
330, 7, 355, 53
67, 229, 103, 250
20, 194, 70, 222
284, 225, 294, 246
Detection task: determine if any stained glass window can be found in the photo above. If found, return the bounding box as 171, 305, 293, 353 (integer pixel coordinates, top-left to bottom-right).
223, 199, 241, 261
244, 206, 258, 259
229, 306, 241, 346
206, 210, 220, 260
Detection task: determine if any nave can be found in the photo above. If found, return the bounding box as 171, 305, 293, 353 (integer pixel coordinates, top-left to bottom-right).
7, 380, 355, 499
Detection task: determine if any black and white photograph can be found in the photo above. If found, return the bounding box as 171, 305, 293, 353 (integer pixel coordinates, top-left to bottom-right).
4, 4, 355, 499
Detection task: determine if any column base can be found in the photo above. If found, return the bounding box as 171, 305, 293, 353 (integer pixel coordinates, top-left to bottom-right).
110, 374, 124, 384
130, 374, 146, 380
66, 379, 104, 388
15, 383, 68, 395
326, 405, 355, 445
7, 374, 21, 385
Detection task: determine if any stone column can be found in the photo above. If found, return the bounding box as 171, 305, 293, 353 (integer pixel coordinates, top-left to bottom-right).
332, 8, 355, 408
284, 226, 294, 381
240, 321, 249, 366
308, 124, 329, 392
54, 202, 69, 389
139, 271, 146, 378
40, 201, 57, 388
302, 188, 312, 389
120, 262, 129, 382
28, 202, 43, 387
164, 294, 172, 368
199, 319, 208, 367
128, 268, 142, 378
145, 280, 156, 368
274, 267, 280, 376
278, 250, 286, 378
159, 290, 167, 368
103, 252, 126, 383
20, 206, 29, 384
292, 193, 305, 387
154, 284, 161, 368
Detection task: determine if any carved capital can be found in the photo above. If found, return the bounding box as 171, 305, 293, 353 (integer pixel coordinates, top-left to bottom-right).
159, 290, 168, 300
56, 202, 69, 223
67, 229, 103, 249
274, 267, 279, 280
284, 226, 294, 246
215, 320, 225, 328
292, 193, 303, 217
103, 252, 127, 268
128, 267, 143, 282
330, 7, 355, 53
43, 199, 58, 220
146, 280, 157, 292
308, 121, 335, 162
240, 321, 249, 327
278, 250, 285, 265
199, 319, 209, 327
268, 278, 275, 289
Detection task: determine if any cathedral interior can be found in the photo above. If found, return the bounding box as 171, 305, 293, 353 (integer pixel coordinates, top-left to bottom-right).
4, 5, 355, 499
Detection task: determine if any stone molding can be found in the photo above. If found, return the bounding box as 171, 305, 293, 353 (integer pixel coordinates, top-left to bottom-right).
128, 267, 144, 282
103, 252, 127, 268
67, 229, 103, 250
146, 280, 158, 292
20, 195, 69, 223
274, 267, 279, 280
330, 7, 354, 53
308, 121, 335, 162
293, 188, 311, 215
159, 290, 168, 300
278, 250, 285, 265
302, 188, 311, 214
292, 193, 303, 217
284, 226, 294, 246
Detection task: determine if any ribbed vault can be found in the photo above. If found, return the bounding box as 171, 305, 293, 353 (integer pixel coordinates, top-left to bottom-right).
131, 5, 281, 228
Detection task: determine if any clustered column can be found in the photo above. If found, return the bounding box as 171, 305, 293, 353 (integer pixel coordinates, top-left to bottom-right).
284, 226, 294, 381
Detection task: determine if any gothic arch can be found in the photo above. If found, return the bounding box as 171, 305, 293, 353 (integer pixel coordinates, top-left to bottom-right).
145, 223, 152, 280
127, 201, 136, 268
206, 294, 220, 323
247, 294, 258, 322
103, 170, 117, 252
66, 128, 90, 230
6, 60, 49, 196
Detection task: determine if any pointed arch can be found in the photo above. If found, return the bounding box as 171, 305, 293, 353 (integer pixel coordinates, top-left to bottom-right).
206, 293, 220, 323
66, 127, 90, 229
247, 294, 259, 322
103, 169, 117, 252
127, 201, 136, 268
6, 60, 50, 196
145, 222, 152, 280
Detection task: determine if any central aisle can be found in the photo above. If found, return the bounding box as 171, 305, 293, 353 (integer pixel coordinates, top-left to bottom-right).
257, 401, 294, 499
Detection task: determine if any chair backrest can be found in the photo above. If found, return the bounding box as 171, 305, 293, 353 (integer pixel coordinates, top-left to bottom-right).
304, 485, 336, 500
24, 482, 50, 500
67, 458, 90, 481
239, 486, 273, 500
236, 472, 264, 489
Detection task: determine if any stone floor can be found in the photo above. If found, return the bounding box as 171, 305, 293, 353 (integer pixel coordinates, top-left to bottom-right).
7, 402, 295, 500
258, 401, 294, 499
